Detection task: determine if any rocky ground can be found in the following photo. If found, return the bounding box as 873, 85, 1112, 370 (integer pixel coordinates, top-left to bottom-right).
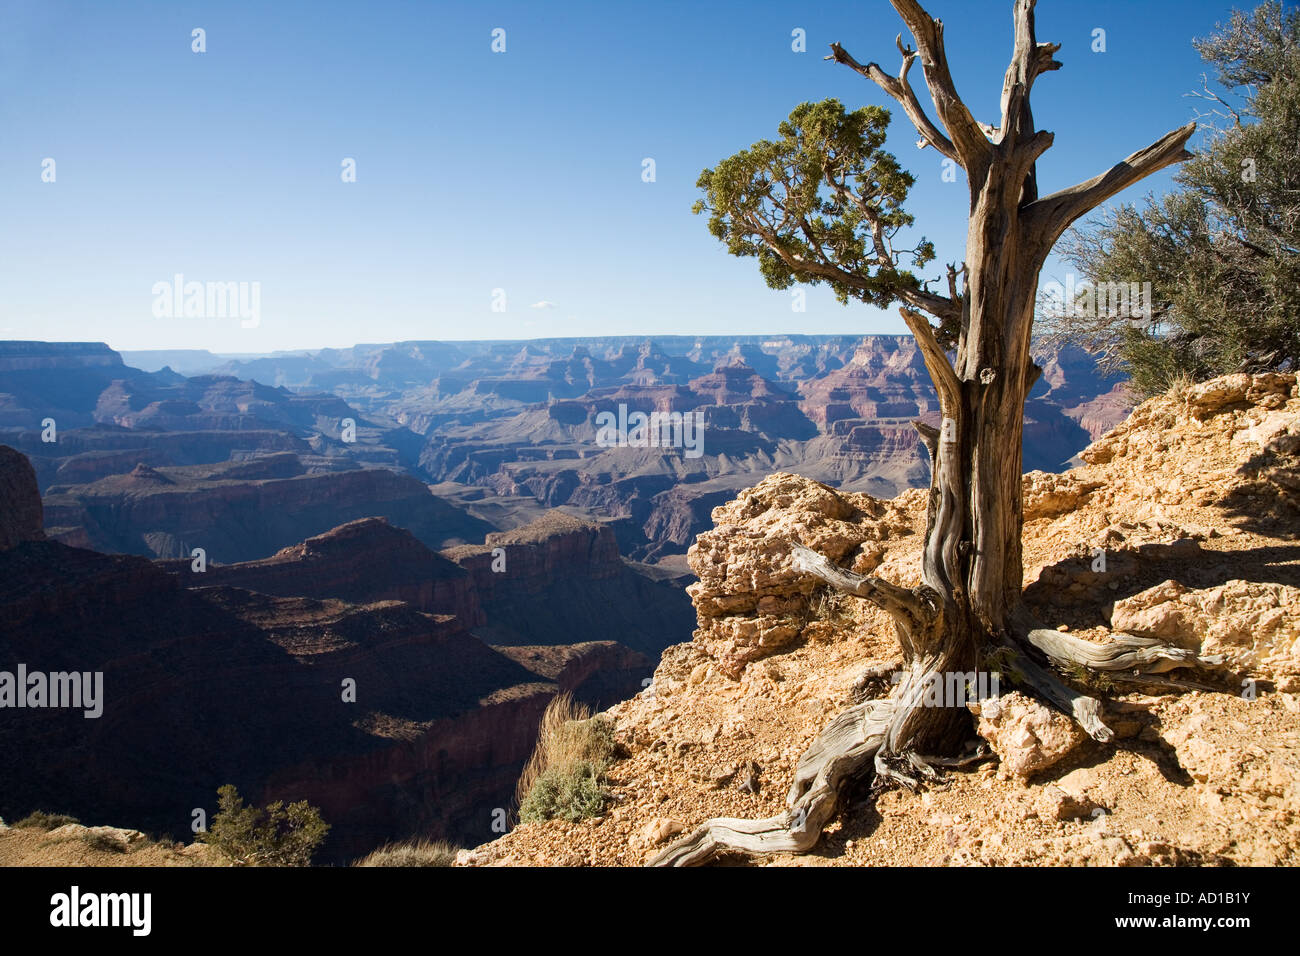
0, 821, 218, 867
460, 372, 1300, 867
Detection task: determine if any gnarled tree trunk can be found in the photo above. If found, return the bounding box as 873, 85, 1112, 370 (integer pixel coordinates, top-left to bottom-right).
652, 0, 1203, 866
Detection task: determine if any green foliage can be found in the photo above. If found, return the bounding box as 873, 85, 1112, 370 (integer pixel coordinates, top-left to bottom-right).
1065, 662, 1116, 695
810, 586, 855, 627
694, 98, 932, 309
980, 647, 1026, 687
13, 811, 79, 831
198, 784, 329, 867
1045, 2, 1300, 396
518, 761, 608, 824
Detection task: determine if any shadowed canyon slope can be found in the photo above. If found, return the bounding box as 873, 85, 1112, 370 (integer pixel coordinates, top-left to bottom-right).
41, 456, 495, 560
0, 444, 692, 861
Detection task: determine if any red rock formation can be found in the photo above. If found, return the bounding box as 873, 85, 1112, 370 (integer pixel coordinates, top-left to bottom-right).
161, 517, 485, 629
797, 338, 937, 428
41, 461, 493, 560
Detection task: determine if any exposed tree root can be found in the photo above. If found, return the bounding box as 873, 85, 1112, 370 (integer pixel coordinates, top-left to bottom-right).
1021, 625, 1224, 673
649, 699, 894, 866
1105, 672, 1226, 693
647, 596, 1225, 866
993, 629, 1114, 742
919, 742, 991, 768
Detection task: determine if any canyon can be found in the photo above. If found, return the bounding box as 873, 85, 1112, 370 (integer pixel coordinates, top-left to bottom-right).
0, 441, 690, 861
115, 335, 1128, 567
0, 334, 1124, 862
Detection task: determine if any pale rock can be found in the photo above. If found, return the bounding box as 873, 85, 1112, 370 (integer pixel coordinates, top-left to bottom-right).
1111, 579, 1300, 680
638, 817, 684, 847
85, 825, 146, 847
1022, 471, 1103, 521
969, 691, 1086, 778
686, 473, 914, 676
45, 824, 89, 840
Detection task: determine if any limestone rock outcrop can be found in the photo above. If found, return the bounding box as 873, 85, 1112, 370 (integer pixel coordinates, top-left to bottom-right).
968, 692, 1086, 779
685, 472, 914, 677
1111, 580, 1300, 687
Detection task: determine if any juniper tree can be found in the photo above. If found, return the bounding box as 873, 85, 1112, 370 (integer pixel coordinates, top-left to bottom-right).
654, 0, 1218, 865
1043, 1, 1300, 396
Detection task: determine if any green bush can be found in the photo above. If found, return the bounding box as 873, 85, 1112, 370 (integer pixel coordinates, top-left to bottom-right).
515, 694, 617, 824
198, 784, 329, 866
518, 761, 609, 824
1042, 2, 1300, 396
13, 811, 80, 831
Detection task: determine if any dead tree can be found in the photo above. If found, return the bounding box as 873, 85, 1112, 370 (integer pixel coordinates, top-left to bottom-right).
654, 0, 1207, 865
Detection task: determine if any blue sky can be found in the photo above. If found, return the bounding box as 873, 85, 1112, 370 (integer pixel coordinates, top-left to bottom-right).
0, 0, 1250, 352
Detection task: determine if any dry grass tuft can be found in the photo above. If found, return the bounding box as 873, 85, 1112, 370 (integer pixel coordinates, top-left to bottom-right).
13, 811, 80, 831
354, 839, 460, 867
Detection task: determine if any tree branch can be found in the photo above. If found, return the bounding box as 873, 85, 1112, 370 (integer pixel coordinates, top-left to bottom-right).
912, 419, 939, 462
899, 307, 961, 413
1021, 625, 1225, 674
885, 0, 993, 171
998, 0, 1061, 147
898, 287, 961, 326
827, 38, 958, 162
790, 543, 930, 624
750, 220, 960, 326
1026, 122, 1198, 247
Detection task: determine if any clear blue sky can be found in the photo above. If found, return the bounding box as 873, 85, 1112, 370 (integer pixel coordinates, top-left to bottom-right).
0, 0, 1248, 352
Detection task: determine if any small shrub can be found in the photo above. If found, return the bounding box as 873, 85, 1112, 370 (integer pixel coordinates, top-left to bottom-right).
1065, 662, 1116, 694
519, 762, 607, 823
198, 784, 329, 866
354, 839, 459, 867
1166, 371, 1196, 403
981, 647, 1025, 686
83, 832, 128, 854
13, 811, 79, 831
514, 693, 616, 823
811, 587, 854, 626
